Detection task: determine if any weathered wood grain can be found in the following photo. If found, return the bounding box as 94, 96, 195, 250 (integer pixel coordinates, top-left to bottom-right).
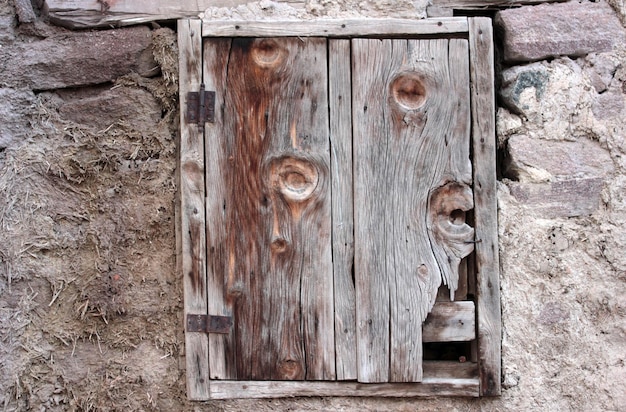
44, 0, 304, 29
202, 18, 469, 37
423, 301, 475, 343
329, 39, 357, 381
178, 19, 209, 400
203, 37, 235, 380
206, 37, 334, 381
209, 361, 479, 398
469, 17, 501, 397
352, 37, 471, 383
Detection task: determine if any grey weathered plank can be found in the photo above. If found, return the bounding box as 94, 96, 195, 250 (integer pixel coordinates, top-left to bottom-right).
209, 363, 479, 398
44, 0, 304, 29
423, 301, 475, 343
469, 17, 501, 397
202, 18, 469, 37
329, 39, 357, 381
352, 37, 472, 383
211, 37, 334, 380
203, 38, 235, 380
178, 19, 209, 400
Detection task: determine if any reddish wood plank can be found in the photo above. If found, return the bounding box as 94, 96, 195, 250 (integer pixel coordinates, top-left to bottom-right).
206, 37, 334, 381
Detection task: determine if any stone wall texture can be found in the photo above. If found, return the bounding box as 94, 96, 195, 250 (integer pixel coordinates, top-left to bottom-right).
0, 0, 624, 411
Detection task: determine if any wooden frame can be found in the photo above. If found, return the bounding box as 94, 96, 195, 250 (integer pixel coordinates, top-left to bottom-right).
178, 16, 500, 400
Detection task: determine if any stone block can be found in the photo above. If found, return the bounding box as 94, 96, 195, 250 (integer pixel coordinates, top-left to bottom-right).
0, 26, 157, 90
56, 86, 162, 131
506, 135, 614, 182
496, 2, 626, 63
507, 178, 605, 218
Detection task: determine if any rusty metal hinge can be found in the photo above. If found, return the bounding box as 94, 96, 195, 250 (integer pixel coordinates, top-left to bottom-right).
186, 84, 215, 130
186, 314, 232, 334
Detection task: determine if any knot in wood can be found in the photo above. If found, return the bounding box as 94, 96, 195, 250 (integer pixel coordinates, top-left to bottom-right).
391, 72, 428, 110
251, 39, 286, 68
270, 157, 319, 202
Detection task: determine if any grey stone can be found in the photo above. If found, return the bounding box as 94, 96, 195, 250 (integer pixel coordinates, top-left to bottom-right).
56, 86, 162, 131
507, 178, 605, 218
506, 135, 614, 182
496, 1, 626, 63
0, 88, 37, 150
500, 64, 550, 114
0, 26, 157, 90
592, 90, 625, 120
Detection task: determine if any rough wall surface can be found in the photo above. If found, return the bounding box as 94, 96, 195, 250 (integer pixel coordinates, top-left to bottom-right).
0, 0, 624, 411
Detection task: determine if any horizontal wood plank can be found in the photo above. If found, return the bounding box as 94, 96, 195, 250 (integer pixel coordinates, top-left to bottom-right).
45, 0, 303, 29
423, 301, 475, 343
209, 374, 479, 399
202, 18, 469, 37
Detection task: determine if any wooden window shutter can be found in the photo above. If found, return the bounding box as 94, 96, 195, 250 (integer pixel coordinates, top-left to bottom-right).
178, 17, 501, 400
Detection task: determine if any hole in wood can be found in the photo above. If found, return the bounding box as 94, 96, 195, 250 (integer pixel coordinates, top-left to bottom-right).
391, 73, 428, 110
450, 209, 466, 225
270, 157, 319, 202
251, 39, 285, 68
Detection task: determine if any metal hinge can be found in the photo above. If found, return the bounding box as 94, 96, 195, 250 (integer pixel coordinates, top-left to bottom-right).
186, 84, 215, 130
186, 314, 232, 334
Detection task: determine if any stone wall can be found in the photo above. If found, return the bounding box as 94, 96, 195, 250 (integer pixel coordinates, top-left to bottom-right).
0, 0, 624, 410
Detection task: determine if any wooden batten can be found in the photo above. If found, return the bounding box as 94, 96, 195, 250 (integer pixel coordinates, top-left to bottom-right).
178, 19, 209, 400
468, 17, 502, 397
209, 361, 480, 399
201, 18, 469, 37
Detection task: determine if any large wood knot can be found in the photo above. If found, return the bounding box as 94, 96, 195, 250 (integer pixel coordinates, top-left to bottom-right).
251, 39, 286, 68
277, 358, 304, 380
270, 157, 319, 202
390, 72, 428, 110
428, 182, 475, 299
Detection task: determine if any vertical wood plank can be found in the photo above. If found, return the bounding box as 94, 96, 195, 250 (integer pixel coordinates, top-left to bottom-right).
352, 38, 472, 383
218, 38, 335, 380
469, 17, 502, 396
178, 19, 209, 400
203, 38, 236, 380
329, 39, 357, 381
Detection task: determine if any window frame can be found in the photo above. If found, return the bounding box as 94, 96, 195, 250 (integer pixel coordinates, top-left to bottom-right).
177, 16, 500, 400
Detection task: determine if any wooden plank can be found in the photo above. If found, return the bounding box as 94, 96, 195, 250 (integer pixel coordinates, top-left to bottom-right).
178, 19, 209, 401
203, 38, 235, 380
202, 18, 469, 37
352, 38, 472, 383
214, 37, 334, 381
329, 39, 357, 381
44, 0, 304, 29
423, 301, 475, 343
209, 364, 479, 398
468, 17, 502, 397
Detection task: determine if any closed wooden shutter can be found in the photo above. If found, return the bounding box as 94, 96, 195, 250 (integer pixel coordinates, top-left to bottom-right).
179, 17, 501, 400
